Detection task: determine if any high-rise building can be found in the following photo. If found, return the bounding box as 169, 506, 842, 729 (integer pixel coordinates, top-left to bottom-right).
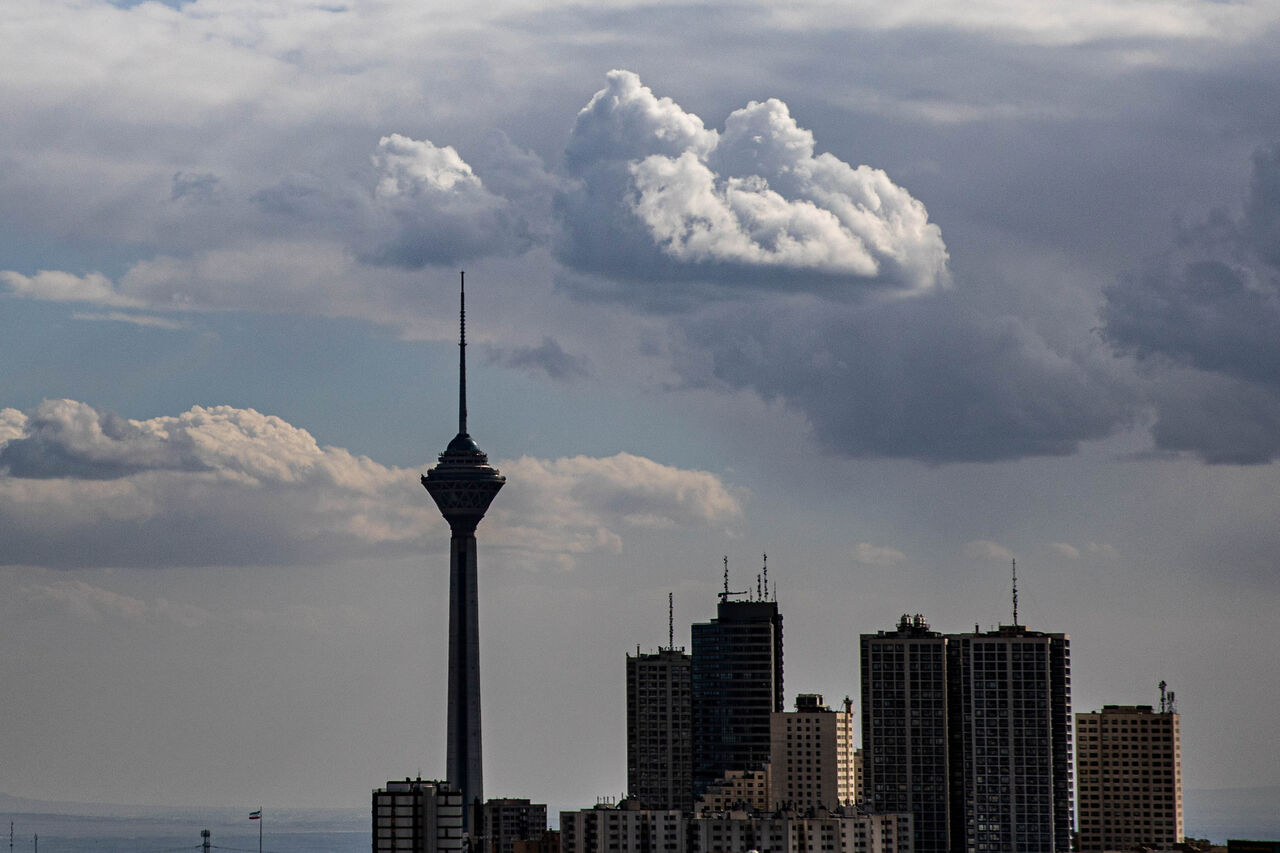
628, 647, 694, 812
949, 625, 1073, 853
421, 275, 506, 830
372, 778, 464, 853
691, 582, 783, 797
479, 798, 548, 853
860, 615, 950, 853
770, 693, 856, 811
1075, 703, 1183, 851
860, 616, 1074, 853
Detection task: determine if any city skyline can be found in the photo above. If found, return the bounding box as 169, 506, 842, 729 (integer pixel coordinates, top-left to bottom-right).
3, 0, 1280, 836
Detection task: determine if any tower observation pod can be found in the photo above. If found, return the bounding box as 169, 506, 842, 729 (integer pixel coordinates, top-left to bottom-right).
421, 272, 505, 834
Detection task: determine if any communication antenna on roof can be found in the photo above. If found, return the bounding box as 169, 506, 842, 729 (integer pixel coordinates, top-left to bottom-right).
668, 592, 674, 651
1168, 690, 1177, 714
1159, 680, 1168, 713
762, 553, 769, 600
1011, 558, 1019, 626
719, 555, 747, 603
757, 573, 762, 600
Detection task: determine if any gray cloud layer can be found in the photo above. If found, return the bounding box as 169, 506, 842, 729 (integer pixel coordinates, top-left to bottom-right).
1103, 144, 1280, 463
679, 294, 1133, 462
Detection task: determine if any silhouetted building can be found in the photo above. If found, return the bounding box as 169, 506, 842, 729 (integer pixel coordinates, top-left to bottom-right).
372, 778, 463, 853
1076, 704, 1183, 851
770, 693, 856, 811
479, 799, 547, 853
628, 647, 694, 812
421, 277, 505, 830
860, 616, 1074, 853
692, 588, 783, 797
860, 615, 950, 853
950, 624, 1073, 853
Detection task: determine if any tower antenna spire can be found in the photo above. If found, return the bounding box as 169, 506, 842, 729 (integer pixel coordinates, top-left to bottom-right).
723, 555, 729, 597
668, 592, 674, 651
458, 271, 467, 436
1011, 557, 1019, 626
762, 553, 768, 601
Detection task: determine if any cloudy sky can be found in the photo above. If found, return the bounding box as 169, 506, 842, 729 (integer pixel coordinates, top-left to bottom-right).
4, 0, 1280, 829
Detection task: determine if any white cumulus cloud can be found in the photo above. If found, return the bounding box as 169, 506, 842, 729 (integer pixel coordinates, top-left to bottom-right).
558, 70, 948, 298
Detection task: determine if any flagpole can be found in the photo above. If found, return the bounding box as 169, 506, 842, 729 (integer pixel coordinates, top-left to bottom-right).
258, 809, 262, 853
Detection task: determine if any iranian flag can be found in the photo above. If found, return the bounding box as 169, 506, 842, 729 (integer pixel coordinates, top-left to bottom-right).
249, 810, 262, 821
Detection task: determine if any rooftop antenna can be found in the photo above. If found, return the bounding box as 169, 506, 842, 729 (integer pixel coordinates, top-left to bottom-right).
762, 553, 768, 600
757, 573, 762, 601
668, 592, 674, 651
1011, 558, 1019, 626
1159, 680, 1168, 713
458, 271, 467, 436
718, 555, 747, 603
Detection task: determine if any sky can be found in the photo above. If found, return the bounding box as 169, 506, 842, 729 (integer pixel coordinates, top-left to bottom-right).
3, 0, 1280, 827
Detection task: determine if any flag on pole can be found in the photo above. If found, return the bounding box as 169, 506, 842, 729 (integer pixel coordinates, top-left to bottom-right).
249, 811, 261, 821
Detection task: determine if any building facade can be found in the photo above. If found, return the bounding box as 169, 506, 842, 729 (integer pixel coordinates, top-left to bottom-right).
627, 648, 694, 812
1075, 704, 1183, 851
860, 616, 951, 853
372, 778, 464, 853
692, 596, 784, 797
560, 800, 686, 853
691, 806, 913, 853
770, 693, 856, 811
694, 767, 772, 815
860, 616, 1074, 853
479, 798, 547, 853
949, 625, 1073, 853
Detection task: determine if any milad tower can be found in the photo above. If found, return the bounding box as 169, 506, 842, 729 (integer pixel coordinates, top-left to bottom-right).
422, 273, 505, 833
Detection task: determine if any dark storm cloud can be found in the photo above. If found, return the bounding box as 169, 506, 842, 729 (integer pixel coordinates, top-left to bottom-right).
554, 71, 949, 305
679, 294, 1134, 463
1102, 143, 1280, 462
485, 336, 591, 382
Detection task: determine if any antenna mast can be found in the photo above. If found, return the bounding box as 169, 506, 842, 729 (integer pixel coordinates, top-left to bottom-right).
668, 592, 674, 651
762, 553, 768, 600
458, 271, 468, 436
1159, 680, 1168, 713
1011, 558, 1019, 626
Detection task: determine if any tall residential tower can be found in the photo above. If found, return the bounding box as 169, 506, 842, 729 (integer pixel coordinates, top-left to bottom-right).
691, 565, 783, 797
422, 274, 505, 829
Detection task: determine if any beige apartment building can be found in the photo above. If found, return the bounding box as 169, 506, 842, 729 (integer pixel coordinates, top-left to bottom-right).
1076, 704, 1183, 851
770, 694, 856, 811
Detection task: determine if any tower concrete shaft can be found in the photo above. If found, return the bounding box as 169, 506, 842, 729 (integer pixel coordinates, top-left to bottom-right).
422, 273, 504, 832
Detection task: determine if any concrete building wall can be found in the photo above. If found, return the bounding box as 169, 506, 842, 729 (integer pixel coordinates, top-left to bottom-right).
372, 779, 463, 853
1075, 704, 1183, 851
